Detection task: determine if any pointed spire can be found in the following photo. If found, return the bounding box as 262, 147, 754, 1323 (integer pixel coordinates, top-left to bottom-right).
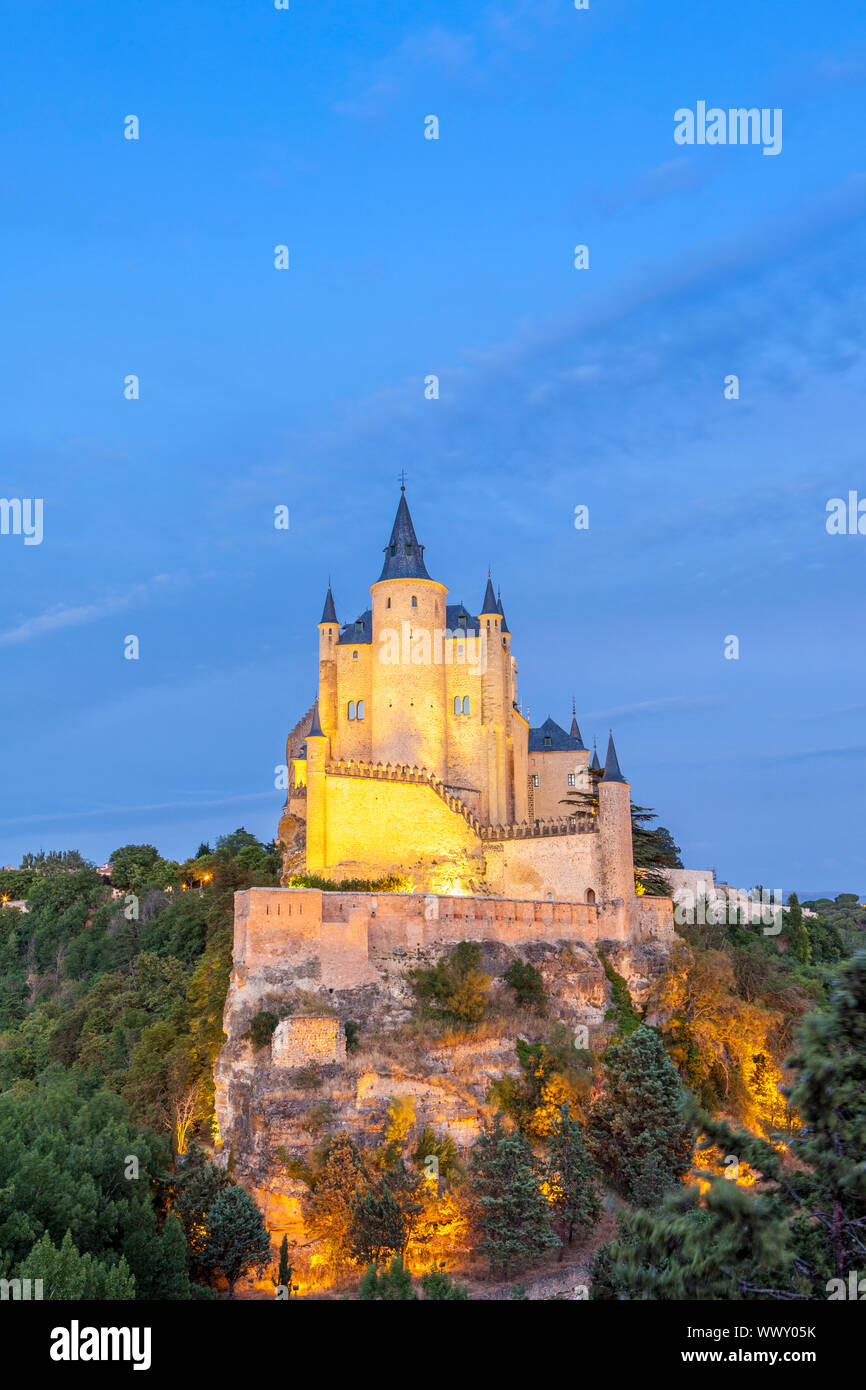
377, 489, 431, 581
320, 583, 338, 625
569, 698, 585, 749
590, 740, 602, 773
602, 730, 627, 783
307, 702, 325, 739
496, 587, 510, 634
480, 571, 498, 614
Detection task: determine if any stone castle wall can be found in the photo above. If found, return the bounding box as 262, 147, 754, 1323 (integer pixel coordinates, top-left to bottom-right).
271, 1015, 346, 1068
232, 886, 674, 994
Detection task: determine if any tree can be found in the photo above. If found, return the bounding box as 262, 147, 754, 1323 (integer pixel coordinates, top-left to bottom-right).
420, 1265, 469, 1300
300, 1135, 369, 1269
411, 941, 490, 1024
588, 1025, 693, 1206
469, 1114, 559, 1276
786, 893, 810, 964
201, 1185, 271, 1298
504, 958, 547, 1013
159, 1213, 191, 1300
544, 1104, 602, 1253
275, 1234, 293, 1296
349, 1179, 407, 1267
15, 1230, 136, 1300
358, 1255, 417, 1300
108, 844, 161, 892
172, 1143, 233, 1280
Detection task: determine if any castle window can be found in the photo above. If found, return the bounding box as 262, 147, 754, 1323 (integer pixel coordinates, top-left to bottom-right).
353, 650, 358, 659
406, 544, 413, 554
357, 700, 365, 720
411, 595, 417, 607
532, 774, 539, 787
453, 696, 461, 715
348, 701, 356, 720
586, 888, 596, 905
390, 545, 396, 556
462, 696, 470, 714
355, 620, 363, 633
458, 615, 466, 628
568, 773, 576, 787
544, 735, 552, 747
386, 597, 391, 609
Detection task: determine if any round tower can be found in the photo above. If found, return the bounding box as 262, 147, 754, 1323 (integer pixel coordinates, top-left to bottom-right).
317, 583, 339, 739
598, 732, 634, 910
369, 487, 449, 775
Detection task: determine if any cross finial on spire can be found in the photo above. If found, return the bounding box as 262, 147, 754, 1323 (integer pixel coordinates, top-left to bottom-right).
398, 469, 407, 492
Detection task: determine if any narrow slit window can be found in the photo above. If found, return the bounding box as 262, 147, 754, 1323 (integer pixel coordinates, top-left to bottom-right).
348, 700, 356, 720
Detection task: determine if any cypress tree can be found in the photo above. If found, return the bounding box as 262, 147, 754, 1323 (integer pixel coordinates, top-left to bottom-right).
786, 893, 810, 964
469, 1113, 559, 1276
544, 1103, 602, 1253
588, 1025, 693, 1206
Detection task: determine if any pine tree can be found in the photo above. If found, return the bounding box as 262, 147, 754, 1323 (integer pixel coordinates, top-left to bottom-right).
786, 893, 810, 964
588, 1025, 693, 1207
349, 1178, 406, 1267
201, 1185, 271, 1298
276, 1234, 293, 1295
14, 1230, 136, 1300
358, 1255, 417, 1300
420, 1265, 469, 1299
469, 1113, 559, 1276
159, 1213, 191, 1300
545, 1103, 602, 1253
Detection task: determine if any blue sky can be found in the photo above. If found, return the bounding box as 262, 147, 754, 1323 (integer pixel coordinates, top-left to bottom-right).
1, 0, 865, 895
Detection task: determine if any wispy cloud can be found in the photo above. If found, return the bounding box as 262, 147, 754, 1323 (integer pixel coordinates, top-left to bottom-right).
0, 573, 205, 647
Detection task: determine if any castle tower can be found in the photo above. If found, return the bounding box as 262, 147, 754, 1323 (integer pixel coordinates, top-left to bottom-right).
598, 732, 634, 907
479, 574, 508, 825
369, 487, 450, 775
304, 702, 328, 871
317, 584, 339, 739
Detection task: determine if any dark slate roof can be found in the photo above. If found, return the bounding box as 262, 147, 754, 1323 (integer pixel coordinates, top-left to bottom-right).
377, 490, 431, 581
446, 603, 481, 635
480, 574, 498, 614
497, 591, 510, 635
569, 704, 586, 749
337, 609, 373, 645
307, 702, 325, 739
602, 732, 627, 783
590, 742, 602, 773
320, 584, 338, 625
528, 716, 585, 753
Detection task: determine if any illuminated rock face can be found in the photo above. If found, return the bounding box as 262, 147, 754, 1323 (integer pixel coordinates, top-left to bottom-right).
280, 488, 648, 909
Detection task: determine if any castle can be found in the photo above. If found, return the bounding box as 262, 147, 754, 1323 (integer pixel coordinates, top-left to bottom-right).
276, 487, 672, 943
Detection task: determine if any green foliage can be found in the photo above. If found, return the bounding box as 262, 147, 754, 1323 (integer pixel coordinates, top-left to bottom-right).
14, 1230, 136, 1300
276, 1234, 293, 1293
358, 1255, 417, 1300
349, 1179, 407, 1267
545, 1104, 602, 1247
503, 958, 547, 1013
413, 1127, 460, 1182
246, 1011, 279, 1049
588, 1025, 693, 1207
488, 1031, 594, 1138
344, 1019, 360, 1052
201, 1185, 271, 1298
597, 947, 643, 1038
420, 1265, 469, 1299
469, 1113, 559, 1276
287, 872, 407, 892
785, 893, 810, 965
411, 940, 490, 1024
631, 805, 682, 896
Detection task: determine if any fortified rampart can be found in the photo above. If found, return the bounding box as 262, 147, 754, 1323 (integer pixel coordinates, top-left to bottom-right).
231, 886, 673, 992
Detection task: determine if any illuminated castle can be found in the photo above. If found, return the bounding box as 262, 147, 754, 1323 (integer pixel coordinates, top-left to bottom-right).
278, 487, 662, 932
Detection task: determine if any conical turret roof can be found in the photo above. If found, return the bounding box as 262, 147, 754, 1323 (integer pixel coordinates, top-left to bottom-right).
480, 573, 498, 614
320, 584, 338, 625
602, 731, 627, 783
377, 489, 431, 581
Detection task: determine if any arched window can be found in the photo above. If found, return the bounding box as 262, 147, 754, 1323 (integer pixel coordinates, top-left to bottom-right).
411, 595, 417, 607
386, 596, 391, 609
352, 650, 358, 660
357, 700, 365, 720
453, 696, 461, 715
462, 696, 470, 714
586, 888, 596, 905
348, 701, 356, 720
